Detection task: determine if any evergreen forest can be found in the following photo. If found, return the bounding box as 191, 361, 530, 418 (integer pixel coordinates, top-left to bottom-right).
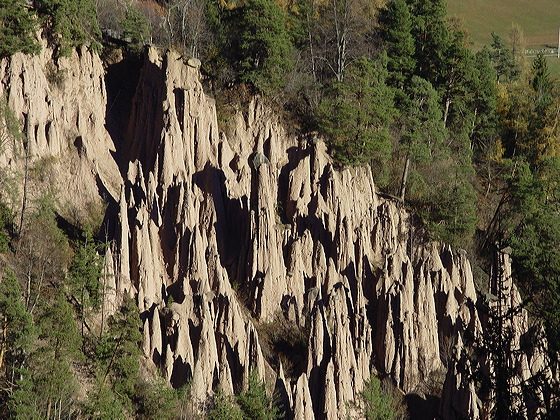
1, 0, 560, 418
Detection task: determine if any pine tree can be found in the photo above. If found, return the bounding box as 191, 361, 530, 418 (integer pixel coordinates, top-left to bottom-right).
33, 291, 82, 419
0, 270, 33, 377
17, 193, 71, 314
0, 0, 41, 58
94, 298, 142, 411
505, 159, 560, 353
470, 48, 499, 153
135, 377, 181, 420
531, 53, 552, 110
208, 388, 243, 420
0, 97, 24, 241
398, 76, 447, 202
318, 55, 396, 173
237, 370, 281, 420
68, 232, 103, 338
425, 163, 477, 246
120, 2, 151, 54
526, 53, 559, 161
490, 32, 519, 83
408, 0, 451, 88
84, 384, 126, 420
236, 0, 294, 94
0, 270, 35, 419
378, 0, 415, 90
39, 0, 102, 57
438, 28, 475, 129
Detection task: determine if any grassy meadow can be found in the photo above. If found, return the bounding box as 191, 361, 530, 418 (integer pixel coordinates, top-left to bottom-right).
446, 0, 560, 48
446, 0, 560, 75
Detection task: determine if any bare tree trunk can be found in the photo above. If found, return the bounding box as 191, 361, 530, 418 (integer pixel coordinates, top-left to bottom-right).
332, 0, 349, 82
443, 96, 451, 127
337, 31, 346, 82
307, 2, 317, 83
25, 268, 31, 309
46, 398, 52, 420
100, 253, 107, 338
399, 155, 411, 203
18, 147, 29, 238
0, 315, 7, 371
81, 286, 85, 341
470, 107, 478, 147
103, 337, 124, 386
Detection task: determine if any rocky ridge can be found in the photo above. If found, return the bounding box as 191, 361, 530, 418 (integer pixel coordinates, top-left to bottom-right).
0, 45, 555, 419
0, 41, 121, 223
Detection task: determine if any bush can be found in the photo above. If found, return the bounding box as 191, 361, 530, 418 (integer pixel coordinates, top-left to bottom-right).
257, 314, 307, 378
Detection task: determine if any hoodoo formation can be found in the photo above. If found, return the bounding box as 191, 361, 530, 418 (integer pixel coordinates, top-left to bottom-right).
1, 0, 559, 418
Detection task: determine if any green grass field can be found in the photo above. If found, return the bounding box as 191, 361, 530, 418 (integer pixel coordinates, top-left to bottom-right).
446, 0, 560, 75
446, 0, 560, 48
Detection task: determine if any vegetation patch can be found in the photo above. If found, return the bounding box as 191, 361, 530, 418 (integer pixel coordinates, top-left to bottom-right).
257, 314, 308, 379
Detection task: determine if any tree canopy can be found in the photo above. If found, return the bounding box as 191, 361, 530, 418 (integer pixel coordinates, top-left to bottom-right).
318, 56, 395, 169
39, 0, 101, 57
0, 0, 40, 58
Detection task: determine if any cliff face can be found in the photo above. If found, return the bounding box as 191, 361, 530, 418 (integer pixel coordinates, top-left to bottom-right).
0, 43, 121, 223
1, 46, 554, 419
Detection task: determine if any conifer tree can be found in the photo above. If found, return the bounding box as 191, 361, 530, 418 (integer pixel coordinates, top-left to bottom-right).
378, 0, 415, 90
0, 270, 35, 419
470, 48, 499, 153
39, 0, 101, 57
33, 291, 82, 419
526, 53, 559, 161
135, 377, 181, 420
398, 76, 447, 202
318, 56, 395, 172
0, 270, 33, 382
120, 2, 151, 54
490, 32, 519, 83
93, 298, 142, 412
0, 0, 40, 58
531, 53, 552, 110
237, 370, 281, 420
408, 0, 451, 88
236, 0, 293, 94
208, 388, 243, 420
85, 384, 126, 420
68, 232, 103, 338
